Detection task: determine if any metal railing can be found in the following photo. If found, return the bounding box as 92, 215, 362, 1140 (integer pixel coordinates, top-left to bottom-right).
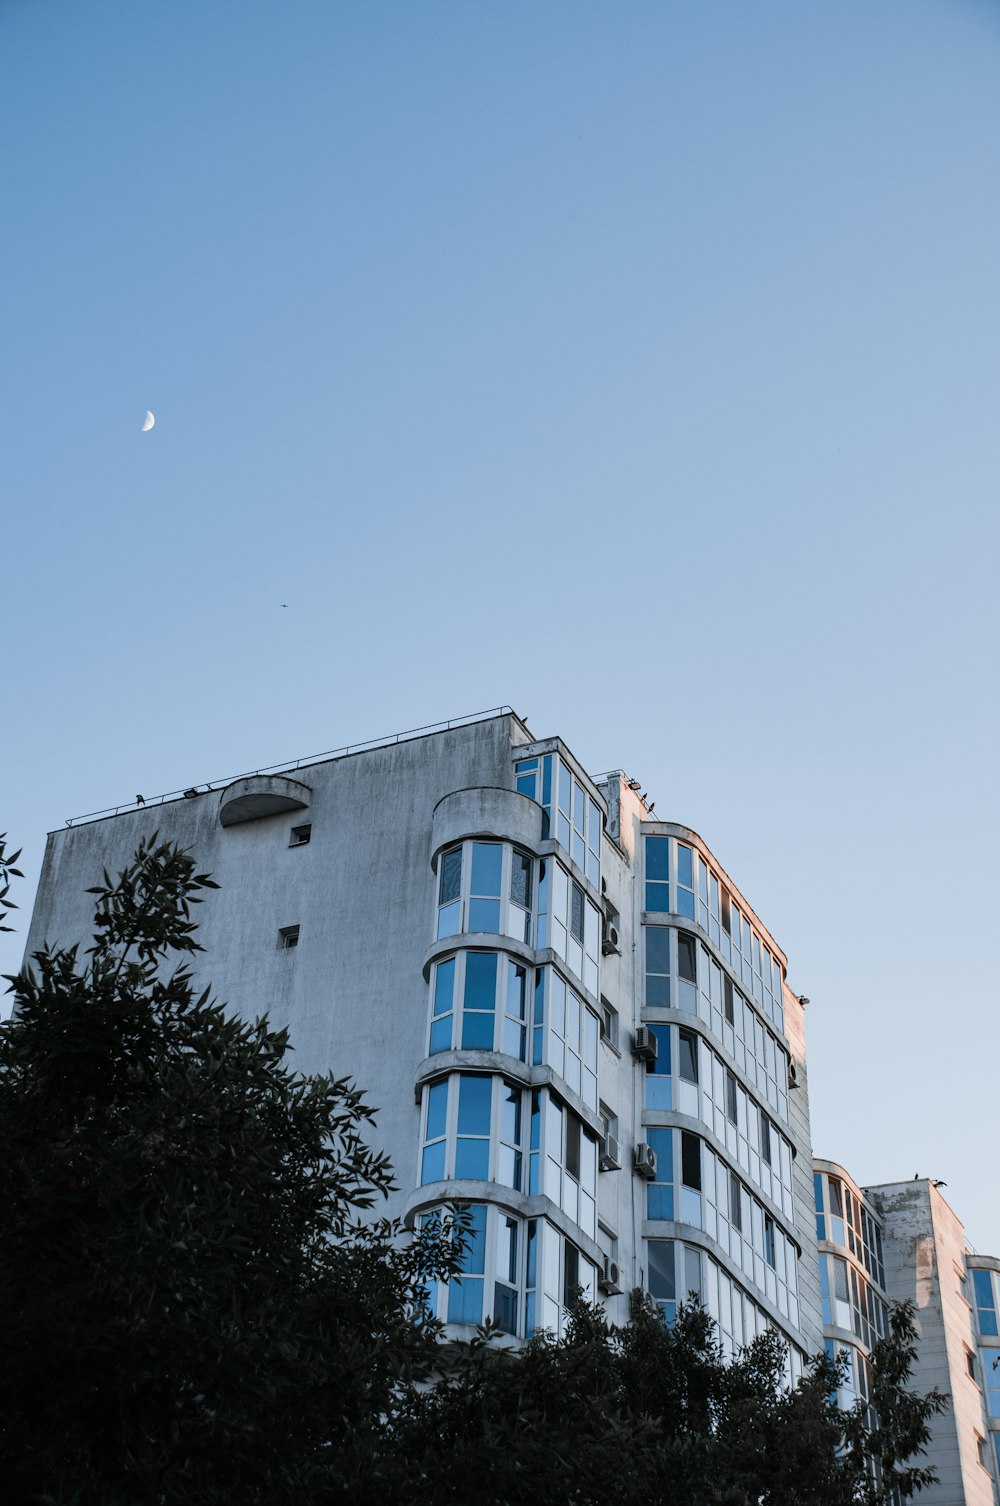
66, 705, 525, 827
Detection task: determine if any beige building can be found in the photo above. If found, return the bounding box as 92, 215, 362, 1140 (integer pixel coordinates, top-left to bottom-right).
814, 1167, 999, 1506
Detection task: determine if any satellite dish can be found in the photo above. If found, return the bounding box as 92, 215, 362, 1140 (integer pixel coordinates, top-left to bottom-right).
142, 411, 155, 432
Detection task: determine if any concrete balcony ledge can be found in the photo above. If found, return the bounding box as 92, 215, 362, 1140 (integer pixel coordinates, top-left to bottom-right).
218, 774, 311, 827
431, 786, 544, 867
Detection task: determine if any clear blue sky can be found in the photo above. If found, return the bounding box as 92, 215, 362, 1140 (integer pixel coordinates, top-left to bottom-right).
3, 1, 998, 1249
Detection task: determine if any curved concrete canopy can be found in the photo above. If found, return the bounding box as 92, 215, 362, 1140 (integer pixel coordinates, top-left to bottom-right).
218, 774, 311, 827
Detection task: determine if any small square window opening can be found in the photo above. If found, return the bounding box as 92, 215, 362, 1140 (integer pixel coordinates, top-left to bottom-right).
279, 925, 300, 949
289, 824, 312, 847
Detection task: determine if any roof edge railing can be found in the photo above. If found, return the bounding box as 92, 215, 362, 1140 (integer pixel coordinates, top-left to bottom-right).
65, 706, 528, 828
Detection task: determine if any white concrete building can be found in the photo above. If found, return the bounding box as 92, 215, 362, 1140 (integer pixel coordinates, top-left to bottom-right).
22, 708, 823, 1371
812, 1165, 1000, 1505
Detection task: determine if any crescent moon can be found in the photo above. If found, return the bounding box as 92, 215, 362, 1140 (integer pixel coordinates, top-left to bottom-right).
142, 411, 155, 432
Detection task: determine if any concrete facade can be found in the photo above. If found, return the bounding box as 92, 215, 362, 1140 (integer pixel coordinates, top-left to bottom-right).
813, 1161, 1000, 1505
867, 1181, 998, 1506
23, 710, 823, 1367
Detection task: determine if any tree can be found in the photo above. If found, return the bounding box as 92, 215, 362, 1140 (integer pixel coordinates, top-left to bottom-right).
387, 1294, 945, 1506
0, 835, 460, 1506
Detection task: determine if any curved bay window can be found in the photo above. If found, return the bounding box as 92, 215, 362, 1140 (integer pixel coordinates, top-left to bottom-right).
423, 1205, 596, 1339
428, 950, 530, 1059
642, 835, 785, 1033
420, 1074, 526, 1190
531, 965, 600, 1111
436, 841, 539, 944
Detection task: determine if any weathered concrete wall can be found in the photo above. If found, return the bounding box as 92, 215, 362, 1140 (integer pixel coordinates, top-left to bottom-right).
24, 715, 524, 1223
870, 1180, 995, 1506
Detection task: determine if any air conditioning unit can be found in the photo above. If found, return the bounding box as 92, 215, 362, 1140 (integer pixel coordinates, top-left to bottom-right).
634, 1143, 657, 1180
631, 1025, 657, 1063
599, 1134, 622, 1172
598, 1256, 623, 1296
602, 920, 621, 956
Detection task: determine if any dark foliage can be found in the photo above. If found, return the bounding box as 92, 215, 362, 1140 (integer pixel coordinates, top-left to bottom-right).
0, 836, 458, 1505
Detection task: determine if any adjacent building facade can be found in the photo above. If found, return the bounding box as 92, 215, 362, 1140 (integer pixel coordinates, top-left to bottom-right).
20, 707, 998, 1498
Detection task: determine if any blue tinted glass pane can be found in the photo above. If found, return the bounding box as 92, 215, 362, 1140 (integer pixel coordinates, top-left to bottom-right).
646, 974, 671, 1007
455, 1138, 490, 1180
448, 1276, 484, 1324
440, 848, 462, 904
676, 889, 695, 920
507, 962, 526, 1018
646, 837, 669, 881
461, 1011, 495, 1049
465, 953, 498, 1010
494, 1285, 518, 1334
504, 1018, 526, 1059
973, 1270, 995, 1309
516, 759, 538, 773
648, 1126, 672, 1162
646, 1076, 672, 1110
434, 959, 455, 1016
648, 1240, 676, 1301
814, 1172, 825, 1212
648, 1184, 674, 1219
421, 1140, 446, 1183
534, 970, 545, 1023
677, 844, 692, 887
557, 813, 571, 849
471, 842, 503, 896
646, 929, 670, 974
558, 761, 572, 814
645, 881, 669, 912
468, 898, 501, 932
652, 1025, 671, 1072
429, 1016, 452, 1054
541, 756, 552, 807
458, 1074, 493, 1135
437, 901, 461, 938
426, 1080, 448, 1141
517, 773, 537, 800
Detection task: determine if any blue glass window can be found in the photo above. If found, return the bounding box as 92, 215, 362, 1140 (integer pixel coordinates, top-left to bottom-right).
462, 952, 498, 1049
437, 847, 463, 938
532, 968, 545, 1065
469, 842, 502, 932
515, 758, 538, 800
421, 1079, 448, 1183
645, 927, 671, 1006
974, 1269, 998, 1337
494, 1215, 519, 1334
504, 960, 527, 1059
429, 957, 455, 1054
645, 1024, 672, 1110
557, 761, 572, 851
455, 1074, 492, 1179
648, 1239, 676, 1322
448, 1204, 487, 1324
645, 836, 669, 913
675, 844, 695, 919
647, 1127, 674, 1220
